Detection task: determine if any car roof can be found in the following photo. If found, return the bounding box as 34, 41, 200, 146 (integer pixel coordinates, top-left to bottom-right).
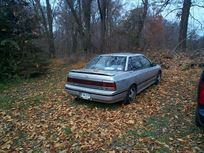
100, 52, 143, 57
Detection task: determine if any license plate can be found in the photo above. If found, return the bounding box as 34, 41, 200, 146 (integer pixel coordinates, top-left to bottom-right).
80, 93, 91, 100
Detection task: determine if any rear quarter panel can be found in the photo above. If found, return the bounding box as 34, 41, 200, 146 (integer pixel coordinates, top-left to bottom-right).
113, 71, 144, 93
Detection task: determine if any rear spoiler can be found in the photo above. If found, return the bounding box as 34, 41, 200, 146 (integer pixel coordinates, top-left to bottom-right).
70, 70, 114, 76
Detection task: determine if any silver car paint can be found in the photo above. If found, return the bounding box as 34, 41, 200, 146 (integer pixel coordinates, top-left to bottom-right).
65, 53, 161, 103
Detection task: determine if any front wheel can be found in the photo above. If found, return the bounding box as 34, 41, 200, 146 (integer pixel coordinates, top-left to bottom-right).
123, 85, 137, 105
155, 72, 161, 85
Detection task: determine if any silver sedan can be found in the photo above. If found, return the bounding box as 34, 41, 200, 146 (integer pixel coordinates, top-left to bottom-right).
65, 53, 161, 104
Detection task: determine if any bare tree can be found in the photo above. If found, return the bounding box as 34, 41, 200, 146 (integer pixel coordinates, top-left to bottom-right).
178, 0, 191, 51
46, 0, 56, 57
66, 0, 92, 54
34, 0, 56, 58
82, 0, 92, 53
136, 0, 148, 48
97, 0, 109, 52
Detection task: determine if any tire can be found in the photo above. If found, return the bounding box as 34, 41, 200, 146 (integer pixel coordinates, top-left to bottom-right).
155, 72, 161, 85
123, 85, 137, 105
74, 96, 80, 101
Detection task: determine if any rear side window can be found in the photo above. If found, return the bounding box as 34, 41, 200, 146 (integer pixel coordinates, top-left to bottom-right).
128, 56, 142, 71
140, 56, 151, 68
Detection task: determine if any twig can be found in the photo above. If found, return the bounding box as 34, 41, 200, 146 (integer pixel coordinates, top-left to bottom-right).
154, 0, 171, 16
189, 13, 203, 30
164, 8, 182, 18
192, 4, 204, 8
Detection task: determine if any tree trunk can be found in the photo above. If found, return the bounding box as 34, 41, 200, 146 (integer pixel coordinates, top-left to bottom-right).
82, 0, 92, 54
34, 0, 56, 58
97, 0, 108, 53
135, 0, 148, 48
72, 31, 77, 54
46, 0, 56, 58
178, 0, 191, 51
66, 0, 92, 54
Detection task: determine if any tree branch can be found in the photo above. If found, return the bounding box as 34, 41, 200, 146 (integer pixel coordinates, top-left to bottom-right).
189, 13, 203, 30
192, 4, 204, 8
154, 0, 171, 16
66, 0, 84, 35
164, 8, 182, 18
34, 0, 49, 36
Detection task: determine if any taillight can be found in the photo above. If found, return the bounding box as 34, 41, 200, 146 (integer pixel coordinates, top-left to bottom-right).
198, 82, 204, 105
67, 77, 72, 82
102, 82, 116, 91
67, 77, 116, 91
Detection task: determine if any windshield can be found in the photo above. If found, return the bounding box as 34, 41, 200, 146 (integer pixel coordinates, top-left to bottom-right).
86, 56, 127, 71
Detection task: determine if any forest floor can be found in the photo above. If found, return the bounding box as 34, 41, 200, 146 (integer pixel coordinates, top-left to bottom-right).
0, 52, 204, 153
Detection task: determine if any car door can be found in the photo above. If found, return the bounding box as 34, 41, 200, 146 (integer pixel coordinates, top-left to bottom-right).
139, 56, 158, 86
127, 56, 150, 93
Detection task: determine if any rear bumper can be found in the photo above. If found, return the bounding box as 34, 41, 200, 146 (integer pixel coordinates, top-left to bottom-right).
196, 107, 204, 126
65, 84, 127, 103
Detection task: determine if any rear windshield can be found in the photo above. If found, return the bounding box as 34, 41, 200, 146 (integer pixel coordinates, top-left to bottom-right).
86, 56, 126, 71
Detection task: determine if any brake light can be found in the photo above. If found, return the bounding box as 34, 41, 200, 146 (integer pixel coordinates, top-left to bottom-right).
67, 77, 116, 91
67, 77, 72, 82
102, 82, 116, 91
198, 82, 204, 105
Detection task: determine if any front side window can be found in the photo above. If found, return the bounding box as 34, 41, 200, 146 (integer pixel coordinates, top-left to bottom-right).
86, 56, 126, 71
140, 56, 151, 68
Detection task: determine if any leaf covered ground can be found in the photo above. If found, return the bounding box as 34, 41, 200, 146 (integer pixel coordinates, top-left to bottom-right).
0, 52, 204, 152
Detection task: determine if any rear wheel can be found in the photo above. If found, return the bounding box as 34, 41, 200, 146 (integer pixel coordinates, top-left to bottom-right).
123, 85, 137, 105
74, 96, 81, 101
